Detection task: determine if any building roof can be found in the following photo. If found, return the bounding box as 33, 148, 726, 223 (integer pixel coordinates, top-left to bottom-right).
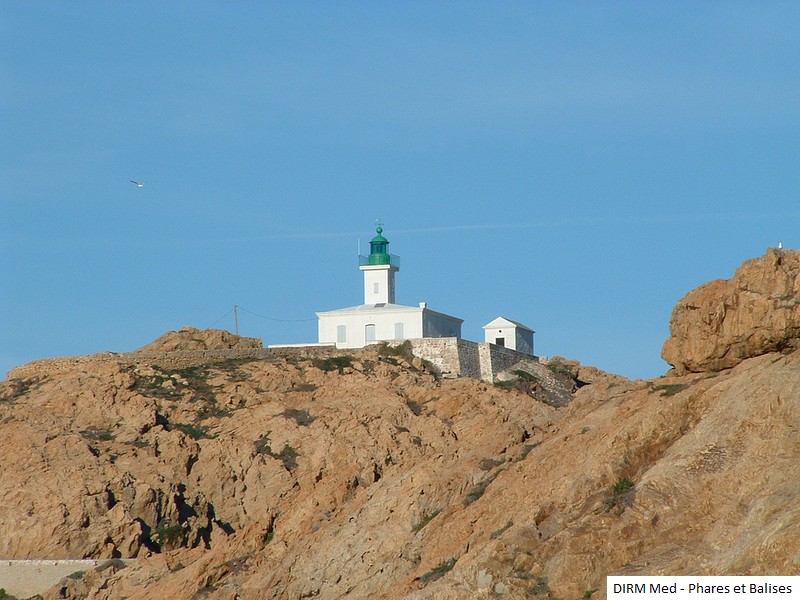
482, 316, 534, 332
317, 303, 417, 314
370, 226, 389, 244
317, 303, 464, 323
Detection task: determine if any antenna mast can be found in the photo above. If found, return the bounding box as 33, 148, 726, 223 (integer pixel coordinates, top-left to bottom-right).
234, 304, 239, 336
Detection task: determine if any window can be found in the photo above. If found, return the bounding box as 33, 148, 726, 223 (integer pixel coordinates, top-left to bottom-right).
373, 282, 379, 294
337, 325, 347, 344
495, 337, 505, 347
365, 324, 376, 342
394, 322, 404, 339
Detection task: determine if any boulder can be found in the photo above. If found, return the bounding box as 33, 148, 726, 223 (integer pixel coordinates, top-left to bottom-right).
662, 247, 800, 374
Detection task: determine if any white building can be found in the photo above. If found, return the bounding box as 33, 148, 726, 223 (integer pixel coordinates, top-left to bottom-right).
483, 316, 534, 355
316, 227, 463, 348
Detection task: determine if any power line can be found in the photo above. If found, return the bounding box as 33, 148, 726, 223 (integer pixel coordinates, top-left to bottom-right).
207, 305, 315, 332
234, 305, 317, 323
208, 307, 234, 328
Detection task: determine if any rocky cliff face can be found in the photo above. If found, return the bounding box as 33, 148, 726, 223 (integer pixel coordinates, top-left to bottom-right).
2, 252, 799, 600
662, 247, 800, 374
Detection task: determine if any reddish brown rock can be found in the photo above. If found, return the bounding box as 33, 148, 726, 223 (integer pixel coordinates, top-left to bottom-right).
136, 326, 262, 352
662, 247, 800, 374
1, 315, 798, 599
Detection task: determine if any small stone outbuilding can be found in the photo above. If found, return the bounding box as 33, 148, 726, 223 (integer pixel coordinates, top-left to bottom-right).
483, 317, 534, 355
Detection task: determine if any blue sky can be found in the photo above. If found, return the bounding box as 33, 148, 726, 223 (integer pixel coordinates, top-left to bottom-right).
3, 2, 800, 380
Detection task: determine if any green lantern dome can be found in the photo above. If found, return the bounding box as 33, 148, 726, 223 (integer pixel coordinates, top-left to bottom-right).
368, 226, 390, 265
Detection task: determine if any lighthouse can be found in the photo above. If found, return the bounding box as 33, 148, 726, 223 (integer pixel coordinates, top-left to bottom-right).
359, 226, 399, 304
316, 226, 463, 348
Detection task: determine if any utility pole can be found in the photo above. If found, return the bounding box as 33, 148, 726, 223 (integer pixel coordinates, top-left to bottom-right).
234, 304, 239, 336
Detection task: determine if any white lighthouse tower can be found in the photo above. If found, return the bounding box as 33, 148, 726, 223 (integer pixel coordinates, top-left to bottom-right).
359, 226, 398, 304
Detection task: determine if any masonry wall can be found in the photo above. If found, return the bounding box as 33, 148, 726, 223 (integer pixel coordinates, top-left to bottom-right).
514, 329, 535, 356
406, 338, 535, 382
7, 339, 536, 384
406, 338, 464, 378
482, 342, 534, 381
456, 339, 482, 379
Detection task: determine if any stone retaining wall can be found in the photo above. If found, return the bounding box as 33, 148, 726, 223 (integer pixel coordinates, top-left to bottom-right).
7, 340, 535, 384
7, 349, 269, 380
0, 559, 135, 597
406, 338, 536, 382
481, 342, 535, 381
405, 338, 463, 378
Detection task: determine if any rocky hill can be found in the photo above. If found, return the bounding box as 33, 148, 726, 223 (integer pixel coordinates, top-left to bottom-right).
1, 249, 799, 600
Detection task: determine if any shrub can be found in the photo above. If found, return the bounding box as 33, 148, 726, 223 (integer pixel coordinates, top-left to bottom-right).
289, 383, 318, 393
276, 445, 298, 470
545, 361, 575, 379
464, 469, 502, 506
378, 340, 414, 360
493, 379, 518, 391
254, 434, 299, 470
154, 523, 186, 547
651, 383, 689, 397
490, 519, 513, 539
0, 378, 38, 404
378, 342, 439, 378
512, 369, 538, 382
132, 367, 181, 399
494, 370, 541, 398
196, 405, 233, 420
255, 433, 273, 456
193, 583, 218, 599
406, 399, 422, 416
313, 356, 353, 373
518, 442, 541, 460
611, 478, 635, 495
412, 509, 441, 532
605, 478, 636, 510
420, 557, 457, 584
134, 365, 219, 404
282, 408, 315, 426
528, 576, 551, 596
463, 484, 487, 506
171, 423, 215, 440
80, 427, 114, 442
479, 457, 506, 471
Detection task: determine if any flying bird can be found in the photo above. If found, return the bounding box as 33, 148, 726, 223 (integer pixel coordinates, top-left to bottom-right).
130, 180, 145, 188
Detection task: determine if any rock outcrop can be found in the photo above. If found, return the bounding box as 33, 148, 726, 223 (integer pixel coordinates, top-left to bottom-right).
136, 326, 262, 352
662, 247, 800, 374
